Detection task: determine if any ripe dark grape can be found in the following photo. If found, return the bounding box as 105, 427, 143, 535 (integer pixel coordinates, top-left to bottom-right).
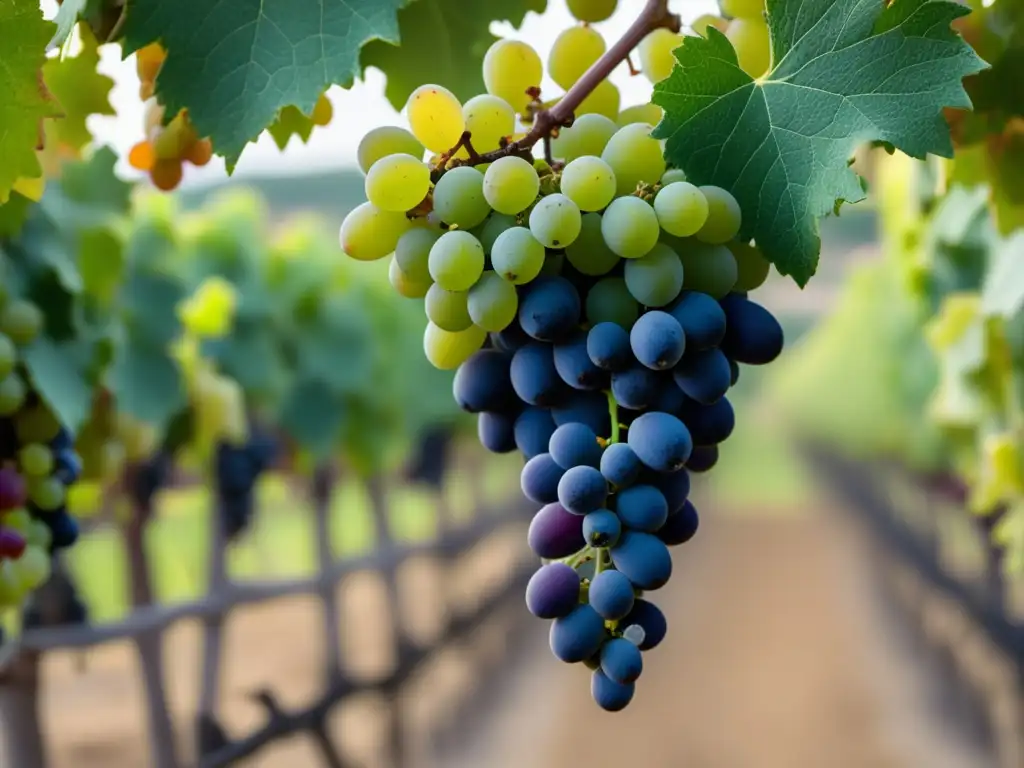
615, 484, 668, 532
521, 453, 565, 504
591, 670, 635, 712
678, 396, 735, 446
551, 390, 611, 435
599, 442, 641, 487
646, 468, 691, 514
548, 422, 603, 470
478, 411, 517, 453
630, 311, 686, 370
668, 291, 726, 350
519, 277, 581, 341
587, 322, 632, 371
550, 604, 606, 663
526, 563, 581, 619
720, 294, 784, 365
588, 570, 635, 620
46, 509, 80, 549
610, 531, 672, 590
0, 529, 26, 558
511, 343, 567, 406
659, 499, 700, 546
610, 365, 660, 410
582, 509, 621, 547
553, 331, 609, 390
673, 347, 732, 405
514, 407, 557, 459
622, 599, 667, 651
528, 503, 585, 559
599, 637, 643, 684
453, 350, 516, 413
627, 411, 692, 472
557, 465, 608, 515
686, 444, 719, 472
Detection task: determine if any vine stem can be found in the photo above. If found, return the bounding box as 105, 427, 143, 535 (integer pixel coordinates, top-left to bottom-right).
437, 0, 679, 175
606, 390, 620, 445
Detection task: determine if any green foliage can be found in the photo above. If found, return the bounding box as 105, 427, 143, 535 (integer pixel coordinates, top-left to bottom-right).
41, 26, 115, 154
652, 0, 986, 286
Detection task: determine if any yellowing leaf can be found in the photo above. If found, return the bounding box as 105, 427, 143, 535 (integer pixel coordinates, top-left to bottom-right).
43, 24, 115, 153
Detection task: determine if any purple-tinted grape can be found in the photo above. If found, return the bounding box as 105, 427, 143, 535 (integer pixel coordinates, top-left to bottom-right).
557, 465, 608, 515
526, 563, 581, 619
0, 467, 25, 511
600, 637, 643, 684
587, 322, 632, 371
453, 350, 516, 413
614, 484, 668, 532
672, 347, 731, 405
549, 422, 603, 470
622, 599, 667, 650
630, 311, 685, 370
658, 499, 699, 546
0, 528, 26, 558
588, 569, 635, 620
668, 291, 726, 350
678, 396, 734, 446
686, 444, 719, 472
511, 343, 568, 406
720, 294, 784, 365
550, 604, 606, 663
610, 531, 672, 589
521, 453, 565, 504
54, 449, 83, 485
600, 442, 642, 487
591, 670, 635, 712
477, 411, 517, 453
528, 503, 585, 559
554, 331, 609, 390
627, 411, 692, 472
610, 365, 660, 410
583, 509, 621, 548
519, 277, 581, 341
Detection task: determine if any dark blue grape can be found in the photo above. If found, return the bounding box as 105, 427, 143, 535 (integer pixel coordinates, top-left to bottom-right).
557, 465, 608, 515
221, 490, 254, 539
53, 449, 82, 486
600, 442, 642, 487
526, 563, 581, 619
668, 291, 726, 350
521, 453, 565, 504
552, 390, 611, 437
554, 332, 609, 391
528, 502, 585, 559
720, 294, 784, 365
514, 407, 557, 459
591, 670, 635, 712
645, 468, 690, 514
600, 637, 643, 683
614, 485, 668, 532
627, 411, 692, 472
50, 427, 75, 451
729, 357, 740, 386
549, 422, 603, 470
582, 509, 621, 547
588, 569, 635, 620
630, 311, 685, 370
587, 322, 632, 371
519, 277, 581, 341
658, 499, 699, 546
511, 343, 567, 406
550, 604, 606, 663
453, 350, 515, 413
622, 599, 667, 650
477, 411, 517, 453
678, 396, 734, 446
650, 375, 687, 414
610, 532, 672, 589
686, 445, 719, 472
672, 347, 731, 405
610, 366, 661, 410
491, 321, 530, 353
47, 508, 80, 550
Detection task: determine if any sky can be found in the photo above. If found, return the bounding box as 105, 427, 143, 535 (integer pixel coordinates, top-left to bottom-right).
45, 0, 718, 188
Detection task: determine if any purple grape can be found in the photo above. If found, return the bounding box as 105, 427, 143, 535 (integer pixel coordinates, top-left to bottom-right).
614, 484, 668, 533
514, 407, 557, 460
582, 509, 621, 548
600, 443, 642, 487
477, 411, 517, 453
557, 465, 608, 516
0, 468, 25, 511
528, 503, 585, 559
630, 311, 685, 370
622, 599, 666, 650
0, 528, 26, 559
549, 422, 603, 470
627, 411, 693, 473
526, 563, 581, 619
720, 294, 784, 365
610, 532, 672, 590
521, 453, 565, 504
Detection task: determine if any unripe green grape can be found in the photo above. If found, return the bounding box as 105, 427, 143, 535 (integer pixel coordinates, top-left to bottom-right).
483, 39, 543, 114
479, 213, 517, 254
0, 333, 15, 379
549, 25, 606, 91
406, 84, 465, 153
560, 156, 617, 212
389, 257, 432, 299
728, 241, 771, 291
693, 14, 728, 36
637, 29, 685, 84
28, 476, 65, 512
585, 277, 639, 329
483, 156, 540, 215
566, 213, 620, 276
423, 322, 486, 370
27, 520, 52, 550
490, 227, 545, 285
727, 17, 771, 77
425, 284, 472, 331
617, 103, 663, 128
575, 79, 620, 121
601, 123, 666, 195
624, 243, 684, 307
0, 300, 43, 346
339, 202, 412, 261
357, 126, 424, 174
0, 561, 23, 607
676, 240, 738, 298
0, 373, 26, 416
468, 271, 519, 332
364, 153, 430, 212
721, 0, 765, 20
432, 166, 492, 229
394, 227, 441, 283
567, 0, 617, 23
660, 168, 687, 185
3, 509, 32, 537
19, 443, 53, 477
551, 113, 617, 163
15, 403, 60, 444
696, 186, 742, 244
601, 196, 660, 259
654, 182, 709, 237
10, 545, 50, 591
529, 194, 582, 249
462, 94, 516, 153
428, 230, 485, 291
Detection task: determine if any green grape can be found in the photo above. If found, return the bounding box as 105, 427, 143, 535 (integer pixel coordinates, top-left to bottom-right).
423, 322, 486, 370
721, 0, 765, 19
549, 25, 606, 91
529, 194, 582, 249
566, 213, 620, 276
10, 545, 50, 591
3, 509, 31, 536
389, 257, 432, 299
601, 196, 660, 259
0, 373, 26, 416
27, 520, 51, 550
617, 103, 663, 128
357, 126, 424, 174
468, 271, 519, 332
0, 300, 43, 346
425, 284, 473, 331
490, 227, 545, 285
585, 277, 639, 329
601, 123, 666, 195
16, 403, 60, 444
551, 113, 617, 162
479, 213, 517, 253
560, 156, 616, 212
624, 243, 684, 307
483, 156, 540, 215
406, 84, 465, 153
432, 167, 492, 229
696, 186, 742, 244
483, 39, 543, 114
428, 230, 485, 291
364, 153, 430, 212
19, 443, 53, 477
676, 240, 738, 298
0, 333, 15, 379
179, 276, 236, 338
660, 168, 687, 184
727, 17, 771, 77
575, 79, 620, 121
461, 94, 516, 154
340, 202, 413, 261
637, 29, 685, 84
0, 561, 22, 608
693, 14, 728, 36
567, 0, 616, 22
28, 476, 65, 512
394, 227, 440, 283
729, 240, 771, 291
654, 182, 709, 237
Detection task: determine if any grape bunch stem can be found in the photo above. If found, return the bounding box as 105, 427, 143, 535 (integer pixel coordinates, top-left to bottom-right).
434, 0, 680, 179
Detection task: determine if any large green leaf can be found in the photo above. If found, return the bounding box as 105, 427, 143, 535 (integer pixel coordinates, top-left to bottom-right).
122, 0, 407, 168
108, 340, 186, 427
652, 0, 987, 286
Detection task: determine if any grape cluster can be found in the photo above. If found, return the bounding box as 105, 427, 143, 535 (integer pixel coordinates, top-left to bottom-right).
214, 428, 278, 539
0, 299, 83, 609
339, 22, 784, 710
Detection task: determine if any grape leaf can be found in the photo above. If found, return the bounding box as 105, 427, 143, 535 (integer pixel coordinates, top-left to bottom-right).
122, 0, 406, 169
266, 105, 320, 151
47, 0, 87, 51
361, 0, 546, 108
652, 0, 988, 286
43, 25, 115, 152
0, 0, 61, 202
